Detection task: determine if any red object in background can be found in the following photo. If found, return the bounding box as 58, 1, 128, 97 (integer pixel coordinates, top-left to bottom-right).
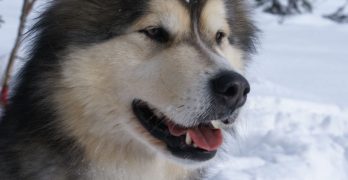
1, 86, 9, 106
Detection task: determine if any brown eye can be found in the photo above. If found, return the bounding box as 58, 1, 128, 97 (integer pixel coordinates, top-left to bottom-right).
216, 31, 226, 45
139, 26, 170, 43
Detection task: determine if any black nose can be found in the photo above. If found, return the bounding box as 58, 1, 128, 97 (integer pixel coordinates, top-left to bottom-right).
210, 71, 250, 108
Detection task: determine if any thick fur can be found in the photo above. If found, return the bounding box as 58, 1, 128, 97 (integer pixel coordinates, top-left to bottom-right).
0, 0, 256, 179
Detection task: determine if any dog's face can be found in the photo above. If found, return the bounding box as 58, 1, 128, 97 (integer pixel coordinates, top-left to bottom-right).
47, 0, 255, 165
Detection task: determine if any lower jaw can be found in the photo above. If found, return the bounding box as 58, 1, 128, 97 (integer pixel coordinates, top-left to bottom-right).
132, 100, 224, 162
167, 145, 217, 162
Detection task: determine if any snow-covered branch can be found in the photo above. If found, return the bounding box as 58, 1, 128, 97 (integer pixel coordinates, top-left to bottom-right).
0, 0, 37, 106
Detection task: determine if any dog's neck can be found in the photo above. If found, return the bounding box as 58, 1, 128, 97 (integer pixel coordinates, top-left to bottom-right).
80, 134, 194, 180
87, 156, 193, 180
52, 87, 199, 179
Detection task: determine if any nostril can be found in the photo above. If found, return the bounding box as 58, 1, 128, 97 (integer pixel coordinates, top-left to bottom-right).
243, 86, 250, 96
211, 71, 250, 104
225, 83, 239, 97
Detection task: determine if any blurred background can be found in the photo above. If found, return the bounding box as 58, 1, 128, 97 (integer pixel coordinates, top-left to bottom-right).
1, 0, 348, 179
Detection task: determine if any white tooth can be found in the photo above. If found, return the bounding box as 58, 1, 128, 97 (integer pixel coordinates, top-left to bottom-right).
153, 109, 162, 117
211, 120, 221, 129
193, 143, 197, 148
185, 132, 192, 145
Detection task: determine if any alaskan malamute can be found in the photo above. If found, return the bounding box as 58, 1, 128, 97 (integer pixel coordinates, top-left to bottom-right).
0, 0, 256, 179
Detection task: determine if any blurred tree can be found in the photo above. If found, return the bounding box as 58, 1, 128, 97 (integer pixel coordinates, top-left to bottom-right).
255, 0, 312, 16
1, 0, 36, 107
0, 0, 3, 28
0, 16, 3, 28
324, 1, 348, 23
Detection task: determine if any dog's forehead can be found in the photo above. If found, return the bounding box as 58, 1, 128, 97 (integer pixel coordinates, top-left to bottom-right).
134, 0, 229, 36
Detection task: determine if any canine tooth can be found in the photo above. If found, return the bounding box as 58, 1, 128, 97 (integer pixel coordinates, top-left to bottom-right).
211, 120, 221, 129
153, 109, 162, 117
185, 133, 192, 145
193, 143, 197, 148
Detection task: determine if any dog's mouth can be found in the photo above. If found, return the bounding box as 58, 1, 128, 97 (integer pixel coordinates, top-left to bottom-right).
132, 99, 225, 162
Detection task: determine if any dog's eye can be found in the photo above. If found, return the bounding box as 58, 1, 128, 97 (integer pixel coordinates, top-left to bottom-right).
216, 31, 226, 45
140, 27, 170, 43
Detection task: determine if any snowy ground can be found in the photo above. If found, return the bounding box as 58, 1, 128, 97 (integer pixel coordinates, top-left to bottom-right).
1, 1, 348, 180
208, 3, 348, 180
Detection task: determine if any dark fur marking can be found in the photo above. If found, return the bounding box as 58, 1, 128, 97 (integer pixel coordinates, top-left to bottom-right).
224, 0, 258, 53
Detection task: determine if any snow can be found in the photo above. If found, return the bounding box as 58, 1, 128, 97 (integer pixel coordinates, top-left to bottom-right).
208, 2, 348, 180
1, 1, 348, 180
209, 97, 348, 180
248, 16, 348, 107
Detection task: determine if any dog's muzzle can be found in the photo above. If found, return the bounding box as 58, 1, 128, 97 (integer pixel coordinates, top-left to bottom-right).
209, 71, 250, 119
132, 70, 250, 162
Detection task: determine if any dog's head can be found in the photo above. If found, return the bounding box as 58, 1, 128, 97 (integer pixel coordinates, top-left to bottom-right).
35, 0, 256, 165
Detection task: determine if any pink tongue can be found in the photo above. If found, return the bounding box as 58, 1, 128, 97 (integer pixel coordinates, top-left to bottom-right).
167, 123, 223, 152
188, 127, 222, 151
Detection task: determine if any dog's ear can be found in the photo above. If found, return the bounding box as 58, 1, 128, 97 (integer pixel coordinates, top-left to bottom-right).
224, 0, 258, 54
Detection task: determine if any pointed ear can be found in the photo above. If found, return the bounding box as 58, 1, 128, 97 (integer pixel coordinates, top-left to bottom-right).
224, 0, 258, 54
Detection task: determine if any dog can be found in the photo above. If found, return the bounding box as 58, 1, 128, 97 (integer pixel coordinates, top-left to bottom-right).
0, 0, 256, 179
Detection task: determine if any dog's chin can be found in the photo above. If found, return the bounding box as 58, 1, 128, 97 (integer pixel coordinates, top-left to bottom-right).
131, 99, 237, 163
